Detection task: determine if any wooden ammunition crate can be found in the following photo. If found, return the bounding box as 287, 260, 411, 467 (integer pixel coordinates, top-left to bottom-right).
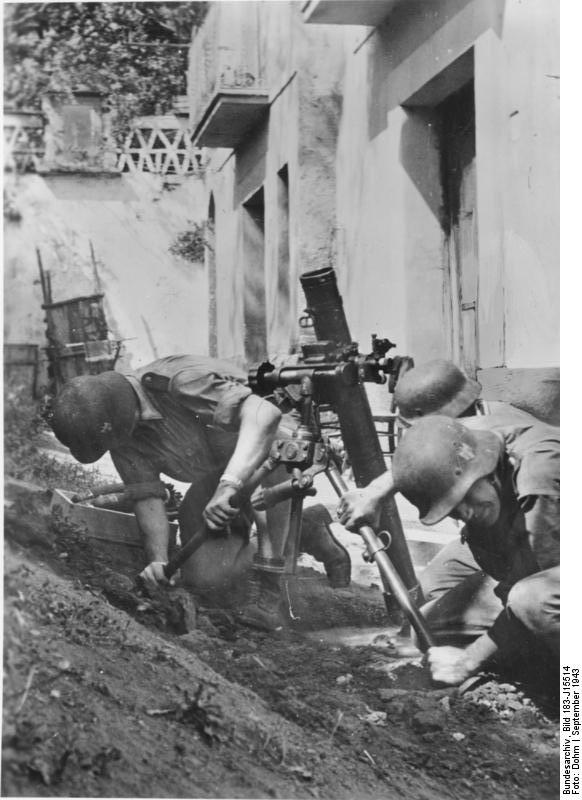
50, 489, 179, 572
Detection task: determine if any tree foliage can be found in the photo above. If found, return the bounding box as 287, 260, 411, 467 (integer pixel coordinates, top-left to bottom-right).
3, 2, 208, 143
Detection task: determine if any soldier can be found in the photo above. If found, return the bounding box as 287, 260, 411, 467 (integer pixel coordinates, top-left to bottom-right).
48, 354, 350, 631
337, 359, 536, 532
390, 414, 559, 685
336, 359, 557, 681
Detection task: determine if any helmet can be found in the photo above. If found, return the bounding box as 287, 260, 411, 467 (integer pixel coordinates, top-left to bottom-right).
394, 359, 481, 422
392, 415, 502, 525
48, 372, 137, 463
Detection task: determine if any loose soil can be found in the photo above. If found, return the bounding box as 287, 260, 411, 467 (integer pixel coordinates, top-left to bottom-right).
2, 488, 559, 799
2, 395, 559, 798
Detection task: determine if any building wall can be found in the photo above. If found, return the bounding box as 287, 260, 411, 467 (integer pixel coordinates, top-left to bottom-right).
3, 170, 209, 376
336, 0, 559, 370
188, 0, 558, 418
191, 1, 348, 365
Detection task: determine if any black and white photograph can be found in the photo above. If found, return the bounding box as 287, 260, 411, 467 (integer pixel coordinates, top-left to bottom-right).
3, 1, 564, 798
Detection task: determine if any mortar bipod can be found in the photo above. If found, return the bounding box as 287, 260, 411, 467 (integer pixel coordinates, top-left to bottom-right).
324, 458, 433, 652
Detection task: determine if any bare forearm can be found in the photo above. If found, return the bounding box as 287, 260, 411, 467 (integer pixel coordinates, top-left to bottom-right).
134, 497, 170, 562
464, 633, 498, 672
224, 395, 281, 484
366, 472, 395, 500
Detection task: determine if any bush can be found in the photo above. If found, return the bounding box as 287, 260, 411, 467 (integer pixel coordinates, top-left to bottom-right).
4, 387, 100, 493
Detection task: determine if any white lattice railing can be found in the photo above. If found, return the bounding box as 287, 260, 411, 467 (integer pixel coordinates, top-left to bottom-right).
4, 110, 207, 178
117, 115, 207, 176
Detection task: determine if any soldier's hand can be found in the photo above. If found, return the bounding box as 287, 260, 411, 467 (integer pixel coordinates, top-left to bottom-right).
203, 484, 240, 531
249, 487, 266, 511
139, 561, 170, 592
427, 646, 474, 686
337, 489, 382, 532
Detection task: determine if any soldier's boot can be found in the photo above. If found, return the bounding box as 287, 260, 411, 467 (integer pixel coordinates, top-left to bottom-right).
300, 504, 351, 588
237, 556, 285, 632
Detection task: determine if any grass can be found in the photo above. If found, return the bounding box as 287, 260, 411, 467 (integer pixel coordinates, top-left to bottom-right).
4, 386, 101, 494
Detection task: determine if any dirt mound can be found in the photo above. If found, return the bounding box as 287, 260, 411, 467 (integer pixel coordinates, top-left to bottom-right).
3, 501, 559, 799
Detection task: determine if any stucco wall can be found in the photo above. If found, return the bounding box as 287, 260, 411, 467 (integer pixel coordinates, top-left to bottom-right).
197, 2, 348, 365
188, 0, 558, 376
3, 170, 209, 375
476, 0, 559, 368
336, 0, 558, 369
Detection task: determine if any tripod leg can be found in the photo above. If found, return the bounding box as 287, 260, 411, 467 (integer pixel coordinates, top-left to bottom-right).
283, 480, 305, 574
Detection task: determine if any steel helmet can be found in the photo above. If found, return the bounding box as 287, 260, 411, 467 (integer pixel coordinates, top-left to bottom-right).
392, 415, 502, 525
394, 359, 481, 422
48, 371, 137, 463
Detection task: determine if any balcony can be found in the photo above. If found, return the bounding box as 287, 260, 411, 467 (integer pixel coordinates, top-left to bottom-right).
302, 0, 403, 26
188, 2, 269, 149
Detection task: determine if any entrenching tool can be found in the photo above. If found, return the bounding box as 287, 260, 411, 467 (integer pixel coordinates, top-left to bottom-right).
135, 454, 282, 588
159, 522, 211, 583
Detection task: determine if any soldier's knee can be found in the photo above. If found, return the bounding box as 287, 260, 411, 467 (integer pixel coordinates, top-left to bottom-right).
506, 572, 559, 640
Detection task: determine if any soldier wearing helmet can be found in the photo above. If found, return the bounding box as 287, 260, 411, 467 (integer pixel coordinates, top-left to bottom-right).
390, 414, 559, 685
48, 354, 350, 631
337, 359, 536, 532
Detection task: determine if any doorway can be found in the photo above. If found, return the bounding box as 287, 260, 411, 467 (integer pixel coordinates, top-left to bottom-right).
242, 187, 267, 363
207, 194, 217, 357
438, 81, 479, 376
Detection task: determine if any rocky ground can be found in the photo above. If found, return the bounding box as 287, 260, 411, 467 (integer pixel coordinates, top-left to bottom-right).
2, 391, 560, 799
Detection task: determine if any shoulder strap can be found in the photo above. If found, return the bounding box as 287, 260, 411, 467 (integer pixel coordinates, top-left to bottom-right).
141, 372, 170, 392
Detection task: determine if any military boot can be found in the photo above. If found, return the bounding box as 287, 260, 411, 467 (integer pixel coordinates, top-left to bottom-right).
300, 504, 351, 588
238, 556, 285, 632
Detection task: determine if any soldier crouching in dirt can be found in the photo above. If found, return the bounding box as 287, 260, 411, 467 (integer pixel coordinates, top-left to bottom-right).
340, 411, 559, 686
338, 360, 559, 685
47, 354, 350, 631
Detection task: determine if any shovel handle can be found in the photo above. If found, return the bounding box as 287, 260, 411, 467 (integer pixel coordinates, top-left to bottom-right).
162, 523, 211, 581
161, 486, 244, 581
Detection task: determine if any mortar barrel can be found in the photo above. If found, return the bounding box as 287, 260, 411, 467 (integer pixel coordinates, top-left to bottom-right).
300, 267, 418, 593
300, 268, 352, 344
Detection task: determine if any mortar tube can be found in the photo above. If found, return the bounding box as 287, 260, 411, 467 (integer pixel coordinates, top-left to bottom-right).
300, 268, 418, 591
300, 267, 352, 343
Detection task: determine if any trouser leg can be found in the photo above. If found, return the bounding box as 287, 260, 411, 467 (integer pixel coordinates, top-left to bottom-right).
300, 504, 351, 588
253, 464, 292, 560
504, 566, 560, 654
419, 538, 503, 646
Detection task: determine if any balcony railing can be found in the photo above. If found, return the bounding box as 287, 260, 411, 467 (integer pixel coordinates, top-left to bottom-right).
117, 115, 208, 177
302, 0, 402, 26
188, 1, 269, 148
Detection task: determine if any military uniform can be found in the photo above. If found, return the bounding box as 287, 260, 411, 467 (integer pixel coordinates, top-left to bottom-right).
111, 354, 253, 488
106, 355, 349, 597
419, 412, 559, 654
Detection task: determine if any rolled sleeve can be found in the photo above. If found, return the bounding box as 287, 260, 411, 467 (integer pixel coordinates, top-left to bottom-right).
111, 447, 160, 485
170, 368, 252, 431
